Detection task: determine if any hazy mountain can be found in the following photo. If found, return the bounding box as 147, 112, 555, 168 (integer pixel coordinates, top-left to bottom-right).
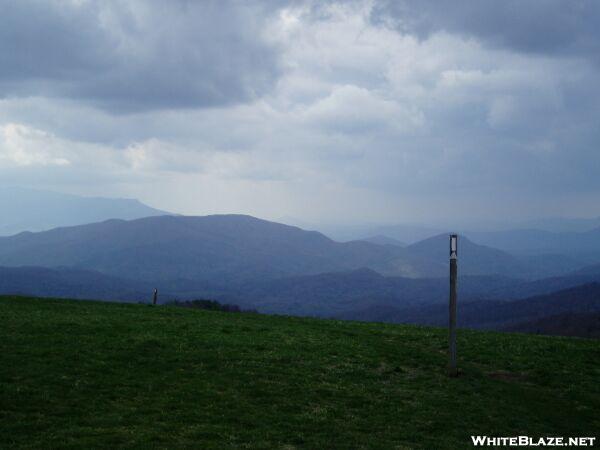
192, 265, 600, 315
341, 283, 600, 337
456, 283, 600, 330
464, 228, 559, 253
570, 262, 600, 276
511, 253, 588, 279
0, 214, 550, 286
308, 222, 444, 244
0, 266, 149, 302
0, 262, 517, 316
0, 186, 169, 236
464, 227, 600, 257
0, 215, 411, 284
358, 224, 443, 244
487, 272, 600, 300
517, 216, 600, 233
321, 216, 600, 246
360, 235, 406, 247
401, 234, 529, 278
217, 269, 519, 316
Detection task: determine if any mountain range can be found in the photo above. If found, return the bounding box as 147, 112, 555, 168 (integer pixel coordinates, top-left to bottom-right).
0, 214, 550, 286
0, 187, 169, 236
0, 266, 147, 302
0, 215, 404, 283
340, 283, 600, 338
463, 227, 600, 256
323, 217, 600, 244
1, 206, 599, 337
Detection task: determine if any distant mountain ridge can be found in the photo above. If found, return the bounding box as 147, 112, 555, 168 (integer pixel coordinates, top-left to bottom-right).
517, 216, 600, 233
464, 227, 600, 256
401, 233, 530, 278
0, 214, 550, 286
0, 186, 169, 236
341, 283, 600, 336
0, 266, 148, 302
360, 235, 406, 247
219, 269, 521, 317
0, 215, 407, 284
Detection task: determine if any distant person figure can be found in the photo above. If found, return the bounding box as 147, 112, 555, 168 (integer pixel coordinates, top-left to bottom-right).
152, 288, 158, 305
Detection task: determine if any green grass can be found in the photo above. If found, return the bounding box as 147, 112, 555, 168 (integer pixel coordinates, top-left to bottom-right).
0, 296, 598, 449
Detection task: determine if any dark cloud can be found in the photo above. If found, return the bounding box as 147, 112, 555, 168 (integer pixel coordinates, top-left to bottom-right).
0, 0, 285, 112
371, 0, 600, 60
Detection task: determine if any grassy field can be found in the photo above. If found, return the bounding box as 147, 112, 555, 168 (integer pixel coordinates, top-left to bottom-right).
0, 296, 598, 449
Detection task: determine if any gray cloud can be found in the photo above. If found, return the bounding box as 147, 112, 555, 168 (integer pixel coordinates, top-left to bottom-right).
371, 0, 600, 61
0, 0, 284, 112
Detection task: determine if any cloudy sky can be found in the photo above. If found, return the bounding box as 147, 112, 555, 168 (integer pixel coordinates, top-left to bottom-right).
1, 0, 599, 226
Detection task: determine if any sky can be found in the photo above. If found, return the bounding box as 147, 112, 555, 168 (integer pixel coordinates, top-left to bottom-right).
1, 0, 599, 226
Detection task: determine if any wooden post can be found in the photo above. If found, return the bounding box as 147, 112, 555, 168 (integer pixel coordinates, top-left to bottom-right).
152, 288, 158, 305
448, 234, 458, 377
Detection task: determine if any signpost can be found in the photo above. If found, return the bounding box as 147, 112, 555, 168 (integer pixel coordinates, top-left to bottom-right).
448, 234, 458, 377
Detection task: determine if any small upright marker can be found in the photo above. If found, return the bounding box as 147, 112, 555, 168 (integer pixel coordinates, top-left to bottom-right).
448, 234, 458, 377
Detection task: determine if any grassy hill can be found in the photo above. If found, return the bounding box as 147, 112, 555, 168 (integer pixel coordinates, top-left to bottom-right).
1, 297, 598, 449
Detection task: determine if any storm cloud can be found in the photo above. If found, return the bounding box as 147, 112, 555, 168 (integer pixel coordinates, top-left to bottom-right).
1, 0, 599, 225
0, 0, 283, 111
371, 0, 600, 59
